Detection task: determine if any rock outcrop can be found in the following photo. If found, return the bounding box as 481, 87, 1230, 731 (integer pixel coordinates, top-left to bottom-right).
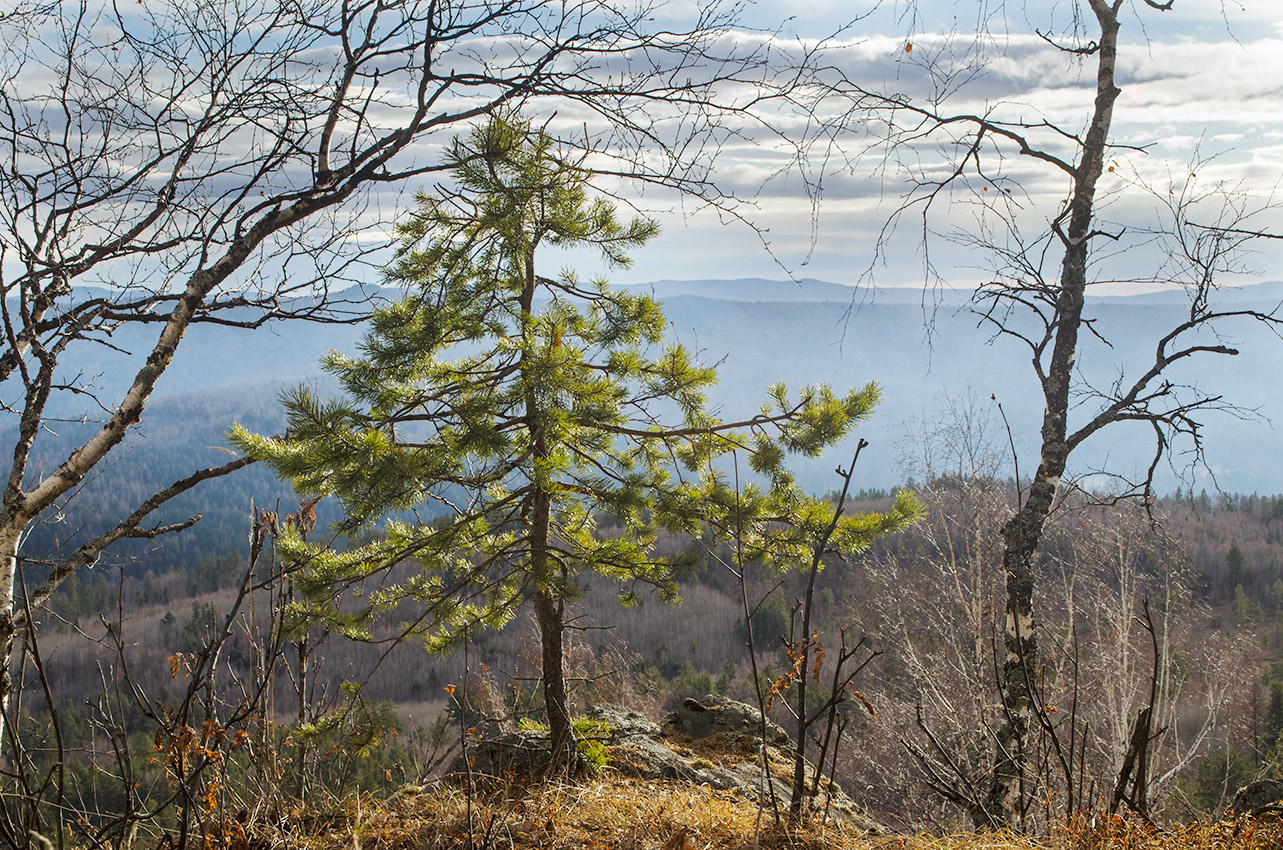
1233, 779, 1283, 815
450, 694, 883, 833
451, 718, 557, 779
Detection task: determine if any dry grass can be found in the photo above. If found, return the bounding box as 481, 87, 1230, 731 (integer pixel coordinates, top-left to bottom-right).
257, 776, 1283, 850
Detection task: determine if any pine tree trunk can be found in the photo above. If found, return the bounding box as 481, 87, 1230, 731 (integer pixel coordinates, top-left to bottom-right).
529, 465, 574, 770
790, 623, 812, 822
295, 630, 310, 800
534, 587, 575, 770
519, 247, 574, 771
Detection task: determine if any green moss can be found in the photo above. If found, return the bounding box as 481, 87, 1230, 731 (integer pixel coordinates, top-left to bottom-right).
516, 715, 613, 775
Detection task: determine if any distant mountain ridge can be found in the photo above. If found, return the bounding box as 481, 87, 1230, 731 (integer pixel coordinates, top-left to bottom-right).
11, 275, 1283, 559
622, 277, 1283, 306
50, 277, 1283, 310
621, 278, 869, 303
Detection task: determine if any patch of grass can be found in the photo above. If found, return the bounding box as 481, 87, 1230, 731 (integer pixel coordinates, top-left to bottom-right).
255, 777, 1283, 850
264, 777, 842, 849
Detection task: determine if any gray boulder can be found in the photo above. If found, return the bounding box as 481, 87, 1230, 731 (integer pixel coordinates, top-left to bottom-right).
1233, 779, 1283, 815
451, 726, 555, 779
667, 694, 793, 748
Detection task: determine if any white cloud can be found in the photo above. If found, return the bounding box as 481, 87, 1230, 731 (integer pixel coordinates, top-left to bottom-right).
378, 2, 1283, 290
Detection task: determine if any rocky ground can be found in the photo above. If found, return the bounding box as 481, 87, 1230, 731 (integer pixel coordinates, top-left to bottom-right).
455, 694, 880, 833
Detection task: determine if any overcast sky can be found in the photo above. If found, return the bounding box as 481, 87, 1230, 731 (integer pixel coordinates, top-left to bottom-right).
565, 0, 1283, 293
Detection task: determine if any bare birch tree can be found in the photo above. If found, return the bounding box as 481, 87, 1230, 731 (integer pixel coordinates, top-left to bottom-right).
817, 0, 1281, 827
839, 400, 1248, 830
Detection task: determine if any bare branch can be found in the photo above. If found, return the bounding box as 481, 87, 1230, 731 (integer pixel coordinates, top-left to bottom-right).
15, 455, 253, 627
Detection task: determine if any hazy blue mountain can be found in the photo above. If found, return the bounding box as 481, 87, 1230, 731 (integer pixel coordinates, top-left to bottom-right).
625, 277, 1283, 308
621, 278, 871, 303
1087, 280, 1283, 305
621, 277, 981, 306
11, 278, 1283, 564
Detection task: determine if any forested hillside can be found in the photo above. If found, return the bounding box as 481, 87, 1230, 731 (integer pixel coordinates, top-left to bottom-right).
30, 476, 1283, 827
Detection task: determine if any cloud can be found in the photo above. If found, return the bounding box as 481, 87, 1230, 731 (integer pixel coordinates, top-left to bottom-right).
672, 12, 1283, 286
319, 3, 1283, 290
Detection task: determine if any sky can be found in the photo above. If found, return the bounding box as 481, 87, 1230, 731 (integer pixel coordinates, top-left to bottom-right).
555, 0, 1283, 294
13, 0, 1280, 299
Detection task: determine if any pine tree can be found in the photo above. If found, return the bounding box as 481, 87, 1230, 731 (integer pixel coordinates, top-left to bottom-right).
233, 113, 918, 769
1227, 542, 1246, 590
1264, 681, 1283, 760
